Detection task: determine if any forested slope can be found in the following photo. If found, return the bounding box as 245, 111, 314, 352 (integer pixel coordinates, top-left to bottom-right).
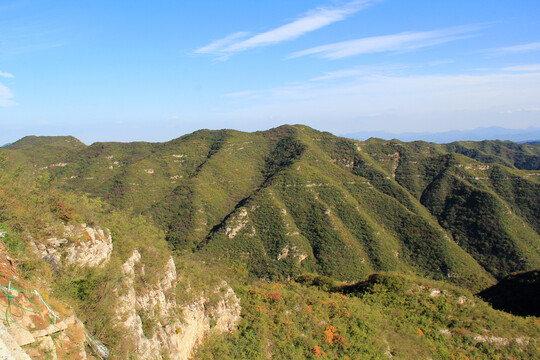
3, 125, 539, 289
1, 125, 539, 359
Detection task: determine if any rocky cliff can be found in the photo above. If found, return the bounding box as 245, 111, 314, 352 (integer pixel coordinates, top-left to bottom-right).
116, 250, 241, 359
0, 241, 93, 359
2, 223, 241, 359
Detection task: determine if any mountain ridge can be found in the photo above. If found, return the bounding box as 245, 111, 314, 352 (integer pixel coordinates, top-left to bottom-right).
1, 124, 539, 359
2, 125, 538, 290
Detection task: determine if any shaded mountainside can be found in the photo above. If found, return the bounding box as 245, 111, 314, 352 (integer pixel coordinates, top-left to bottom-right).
2, 125, 539, 291
444, 140, 540, 170
478, 270, 540, 317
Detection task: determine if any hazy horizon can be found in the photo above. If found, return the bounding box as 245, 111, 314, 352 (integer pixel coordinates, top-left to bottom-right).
3, 124, 540, 147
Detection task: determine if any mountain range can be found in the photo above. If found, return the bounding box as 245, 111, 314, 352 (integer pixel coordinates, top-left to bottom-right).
0, 124, 539, 359
344, 126, 540, 143
3, 125, 539, 287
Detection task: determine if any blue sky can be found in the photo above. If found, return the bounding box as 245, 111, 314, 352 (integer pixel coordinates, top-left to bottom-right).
1, 0, 539, 144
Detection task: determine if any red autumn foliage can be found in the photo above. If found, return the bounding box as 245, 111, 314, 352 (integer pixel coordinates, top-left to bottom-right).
51, 201, 76, 222
314, 345, 326, 357
266, 290, 283, 302
324, 325, 345, 345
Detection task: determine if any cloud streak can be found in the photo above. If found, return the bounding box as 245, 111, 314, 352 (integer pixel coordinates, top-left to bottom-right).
0, 82, 15, 107
194, 32, 250, 55
194, 0, 375, 57
289, 25, 482, 59
485, 41, 540, 56
311, 64, 408, 81
221, 70, 540, 133
0, 70, 14, 78
226, 71, 540, 103
502, 64, 540, 72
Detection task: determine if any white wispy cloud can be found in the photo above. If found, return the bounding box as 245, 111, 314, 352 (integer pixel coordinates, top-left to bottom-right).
228, 72, 540, 101
502, 64, 540, 72
0, 70, 14, 78
194, 32, 250, 55
311, 64, 407, 81
485, 41, 540, 56
0, 82, 15, 107
221, 71, 540, 132
311, 60, 457, 81
426, 59, 455, 67
194, 0, 376, 57
289, 25, 482, 59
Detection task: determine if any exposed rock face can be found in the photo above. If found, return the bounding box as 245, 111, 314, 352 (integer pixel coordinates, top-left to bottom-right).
34, 224, 240, 359
277, 245, 308, 263
0, 322, 32, 360
36, 224, 113, 268
116, 250, 241, 359
225, 208, 249, 239
0, 242, 91, 360
64, 224, 113, 267
2, 297, 91, 360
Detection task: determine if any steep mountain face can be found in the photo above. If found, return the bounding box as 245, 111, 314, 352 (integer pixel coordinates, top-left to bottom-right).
2, 126, 539, 290
0, 213, 241, 359
114, 250, 241, 359
359, 138, 540, 280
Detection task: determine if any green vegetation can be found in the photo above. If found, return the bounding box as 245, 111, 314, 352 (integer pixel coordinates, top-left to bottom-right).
445, 140, 540, 170
3, 125, 539, 286
1, 125, 539, 358
196, 273, 539, 359
0, 149, 171, 356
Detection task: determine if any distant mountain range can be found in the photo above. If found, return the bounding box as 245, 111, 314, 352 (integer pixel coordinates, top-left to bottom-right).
2, 125, 539, 289
343, 126, 540, 143
5, 126, 538, 148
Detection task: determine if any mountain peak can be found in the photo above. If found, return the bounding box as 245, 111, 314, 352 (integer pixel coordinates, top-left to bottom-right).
3, 135, 86, 150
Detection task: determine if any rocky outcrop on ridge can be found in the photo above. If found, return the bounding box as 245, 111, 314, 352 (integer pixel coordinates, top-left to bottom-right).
35, 224, 113, 268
